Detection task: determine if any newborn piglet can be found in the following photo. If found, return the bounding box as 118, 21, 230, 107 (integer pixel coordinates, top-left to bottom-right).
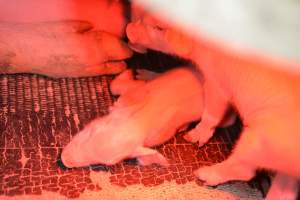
61, 67, 204, 167
127, 16, 300, 199
0, 20, 132, 77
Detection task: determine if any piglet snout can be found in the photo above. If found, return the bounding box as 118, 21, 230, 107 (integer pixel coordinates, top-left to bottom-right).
126, 22, 147, 53
61, 146, 76, 168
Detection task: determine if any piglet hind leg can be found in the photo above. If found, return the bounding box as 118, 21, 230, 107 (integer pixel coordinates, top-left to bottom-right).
194, 127, 258, 186
266, 173, 299, 200
184, 81, 229, 146
131, 146, 168, 166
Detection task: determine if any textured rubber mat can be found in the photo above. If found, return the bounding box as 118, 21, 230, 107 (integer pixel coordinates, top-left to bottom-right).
0, 52, 264, 199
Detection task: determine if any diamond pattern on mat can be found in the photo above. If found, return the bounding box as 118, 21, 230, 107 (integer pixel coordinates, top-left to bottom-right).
0, 74, 112, 198
0, 72, 241, 198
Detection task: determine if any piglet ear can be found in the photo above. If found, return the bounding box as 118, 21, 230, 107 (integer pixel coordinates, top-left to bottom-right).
110, 69, 136, 96
132, 146, 168, 166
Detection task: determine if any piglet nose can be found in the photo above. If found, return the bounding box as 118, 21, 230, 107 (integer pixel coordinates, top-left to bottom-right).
61, 148, 75, 168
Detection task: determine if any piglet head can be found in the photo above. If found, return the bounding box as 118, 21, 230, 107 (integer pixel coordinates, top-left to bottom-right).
126, 10, 193, 56
61, 110, 142, 168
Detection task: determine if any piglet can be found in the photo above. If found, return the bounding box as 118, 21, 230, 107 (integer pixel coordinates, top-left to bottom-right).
0, 0, 126, 37
126, 15, 300, 199
61, 67, 204, 167
0, 20, 132, 77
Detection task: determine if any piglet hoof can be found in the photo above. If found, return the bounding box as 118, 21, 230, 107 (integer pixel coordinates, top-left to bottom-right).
194, 166, 226, 186
183, 130, 201, 143
137, 153, 169, 167
184, 126, 215, 147
194, 162, 255, 186
183, 130, 208, 147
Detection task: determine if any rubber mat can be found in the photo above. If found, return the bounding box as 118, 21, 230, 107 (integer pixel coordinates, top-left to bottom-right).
0, 52, 264, 199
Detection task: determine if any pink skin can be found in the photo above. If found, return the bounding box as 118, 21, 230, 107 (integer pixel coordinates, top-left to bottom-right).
266, 173, 299, 200
0, 20, 132, 77
126, 16, 300, 199
0, 0, 132, 77
61, 67, 205, 167
0, 0, 126, 37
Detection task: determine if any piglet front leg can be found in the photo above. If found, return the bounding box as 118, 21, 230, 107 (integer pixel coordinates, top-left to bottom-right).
184, 80, 229, 146
194, 126, 260, 185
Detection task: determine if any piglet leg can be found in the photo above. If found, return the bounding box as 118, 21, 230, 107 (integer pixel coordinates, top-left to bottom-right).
184, 80, 229, 146
194, 159, 256, 186
194, 127, 258, 185
266, 173, 299, 200
131, 146, 168, 166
